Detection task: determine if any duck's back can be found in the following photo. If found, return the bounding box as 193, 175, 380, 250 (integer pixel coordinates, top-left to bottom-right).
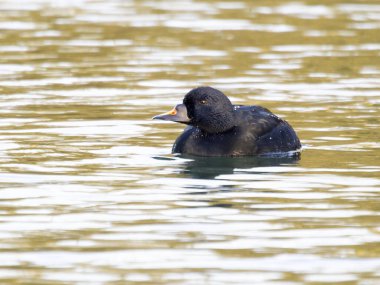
234, 105, 301, 155
172, 105, 301, 156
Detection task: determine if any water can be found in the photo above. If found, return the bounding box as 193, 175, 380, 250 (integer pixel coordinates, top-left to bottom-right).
0, 0, 380, 284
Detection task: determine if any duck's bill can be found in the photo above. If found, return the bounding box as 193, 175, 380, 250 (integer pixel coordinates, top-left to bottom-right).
152, 104, 190, 123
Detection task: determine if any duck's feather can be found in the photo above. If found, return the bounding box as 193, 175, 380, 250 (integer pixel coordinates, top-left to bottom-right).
172, 105, 301, 156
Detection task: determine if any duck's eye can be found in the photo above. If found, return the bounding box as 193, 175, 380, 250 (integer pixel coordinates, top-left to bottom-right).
200, 99, 207, 105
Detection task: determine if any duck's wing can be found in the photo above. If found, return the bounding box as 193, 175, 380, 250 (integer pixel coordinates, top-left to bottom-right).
236, 106, 301, 154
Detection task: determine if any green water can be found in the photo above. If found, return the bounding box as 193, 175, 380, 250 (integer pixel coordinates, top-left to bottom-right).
0, 0, 380, 284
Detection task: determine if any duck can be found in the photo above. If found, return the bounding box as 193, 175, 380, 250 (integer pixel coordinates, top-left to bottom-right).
153, 86, 301, 157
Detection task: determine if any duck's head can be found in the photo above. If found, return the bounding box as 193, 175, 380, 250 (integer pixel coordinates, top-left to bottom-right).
153, 86, 236, 133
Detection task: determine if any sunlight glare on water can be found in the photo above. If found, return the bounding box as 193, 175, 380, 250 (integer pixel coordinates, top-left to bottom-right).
0, 0, 380, 284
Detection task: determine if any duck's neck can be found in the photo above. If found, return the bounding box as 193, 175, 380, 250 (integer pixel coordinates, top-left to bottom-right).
199, 112, 236, 134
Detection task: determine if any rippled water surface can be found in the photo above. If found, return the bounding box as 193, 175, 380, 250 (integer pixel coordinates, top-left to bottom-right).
0, 0, 380, 284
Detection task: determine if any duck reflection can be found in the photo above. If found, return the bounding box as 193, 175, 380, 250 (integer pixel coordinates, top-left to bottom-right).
179, 154, 300, 179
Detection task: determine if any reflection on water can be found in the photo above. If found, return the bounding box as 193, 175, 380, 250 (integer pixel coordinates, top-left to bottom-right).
177, 155, 300, 179
0, 0, 380, 284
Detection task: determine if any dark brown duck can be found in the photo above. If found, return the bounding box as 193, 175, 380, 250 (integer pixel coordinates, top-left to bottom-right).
153, 86, 301, 157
